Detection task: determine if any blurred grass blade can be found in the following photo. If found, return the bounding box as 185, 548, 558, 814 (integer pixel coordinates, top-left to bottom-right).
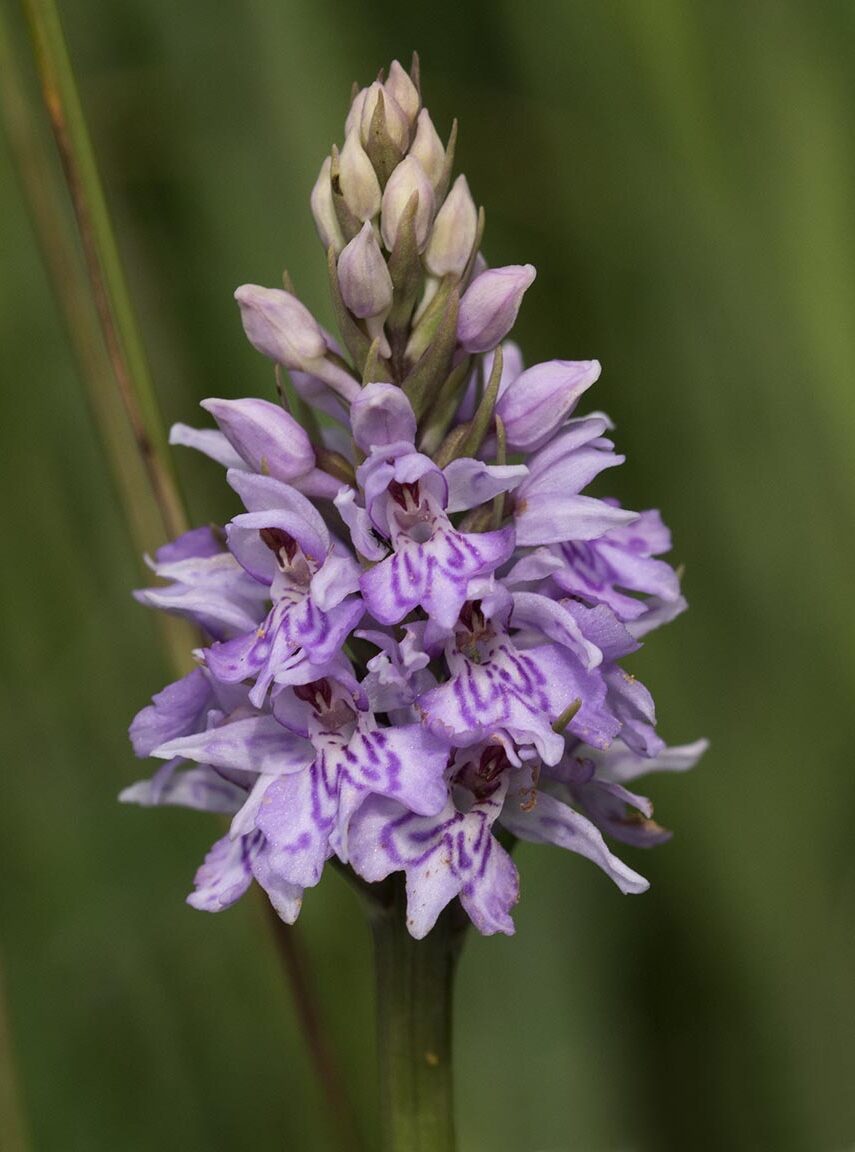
0, 1, 194, 670
0, 955, 29, 1152
12, 7, 360, 1148
21, 0, 188, 544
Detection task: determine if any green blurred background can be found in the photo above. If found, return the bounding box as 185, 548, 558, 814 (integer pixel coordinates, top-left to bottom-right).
2, 1, 854, 1149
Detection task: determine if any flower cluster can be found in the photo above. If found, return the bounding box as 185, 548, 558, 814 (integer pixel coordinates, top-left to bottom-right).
124, 58, 706, 938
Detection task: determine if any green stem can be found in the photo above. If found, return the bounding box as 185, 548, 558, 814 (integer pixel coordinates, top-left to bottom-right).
370, 882, 465, 1152
21, 0, 188, 544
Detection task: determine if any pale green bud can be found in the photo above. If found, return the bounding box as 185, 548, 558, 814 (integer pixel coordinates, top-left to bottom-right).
339, 129, 382, 222
381, 156, 435, 252
424, 174, 478, 278
310, 156, 345, 252
385, 60, 420, 125
360, 80, 410, 153
409, 108, 446, 190
337, 222, 393, 319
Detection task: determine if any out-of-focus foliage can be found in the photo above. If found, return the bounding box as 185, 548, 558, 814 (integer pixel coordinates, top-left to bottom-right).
1, 1, 854, 1149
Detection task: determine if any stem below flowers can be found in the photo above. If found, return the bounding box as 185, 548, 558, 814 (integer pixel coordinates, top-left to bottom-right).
370, 881, 465, 1152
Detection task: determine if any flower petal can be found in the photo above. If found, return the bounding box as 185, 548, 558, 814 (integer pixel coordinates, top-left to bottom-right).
496, 359, 600, 451
129, 669, 212, 758
501, 787, 649, 894
152, 714, 313, 777
443, 458, 528, 514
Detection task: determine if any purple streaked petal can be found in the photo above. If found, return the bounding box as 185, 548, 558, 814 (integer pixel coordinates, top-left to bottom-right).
347, 724, 450, 820
204, 596, 364, 706
187, 833, 257, 912
152, 714, 314, 776
361, 525, 514, 629
349, 782, 518, 938
510, 591, 602, 669
519, 644, 620, 753
256, 756, 336, 887
421, 638, 616, 764
501, 785, 649, 894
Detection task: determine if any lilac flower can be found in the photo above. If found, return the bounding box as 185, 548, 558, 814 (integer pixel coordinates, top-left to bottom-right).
203, 471, 364, 706
133, 526, 268, 641
188, 830, 303, 922
255, 676, 451, 886
350, 769, 518, 938
126, 57, 704, 938
547, 507, 685, 625
418, 594, 620, 765
337, 384, 517, 629
122, 669, 307, 920
500, 765, 650, 894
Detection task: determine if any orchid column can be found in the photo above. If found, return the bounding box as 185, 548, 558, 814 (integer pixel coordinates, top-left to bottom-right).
124, 55, 705, 1151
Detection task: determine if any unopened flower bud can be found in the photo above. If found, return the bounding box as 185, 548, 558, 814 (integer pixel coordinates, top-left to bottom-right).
339, 130, 382, 222
310, 156, 344, 252
350, 381, 417, 452
199, 397, 314, 481
234, 284, 327, 366
337, 222, 393, 319
496, 358, 601, 451
457, 264, 536, 353
345, 87, 367, 138
385, 60, 420, 124
360, 80, 410, 153
409, 108, 445, 190
424, 174, 478, 278
380, 156, 435, 251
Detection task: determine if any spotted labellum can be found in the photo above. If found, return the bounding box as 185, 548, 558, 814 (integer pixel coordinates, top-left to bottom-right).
124, 56, 706, 939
